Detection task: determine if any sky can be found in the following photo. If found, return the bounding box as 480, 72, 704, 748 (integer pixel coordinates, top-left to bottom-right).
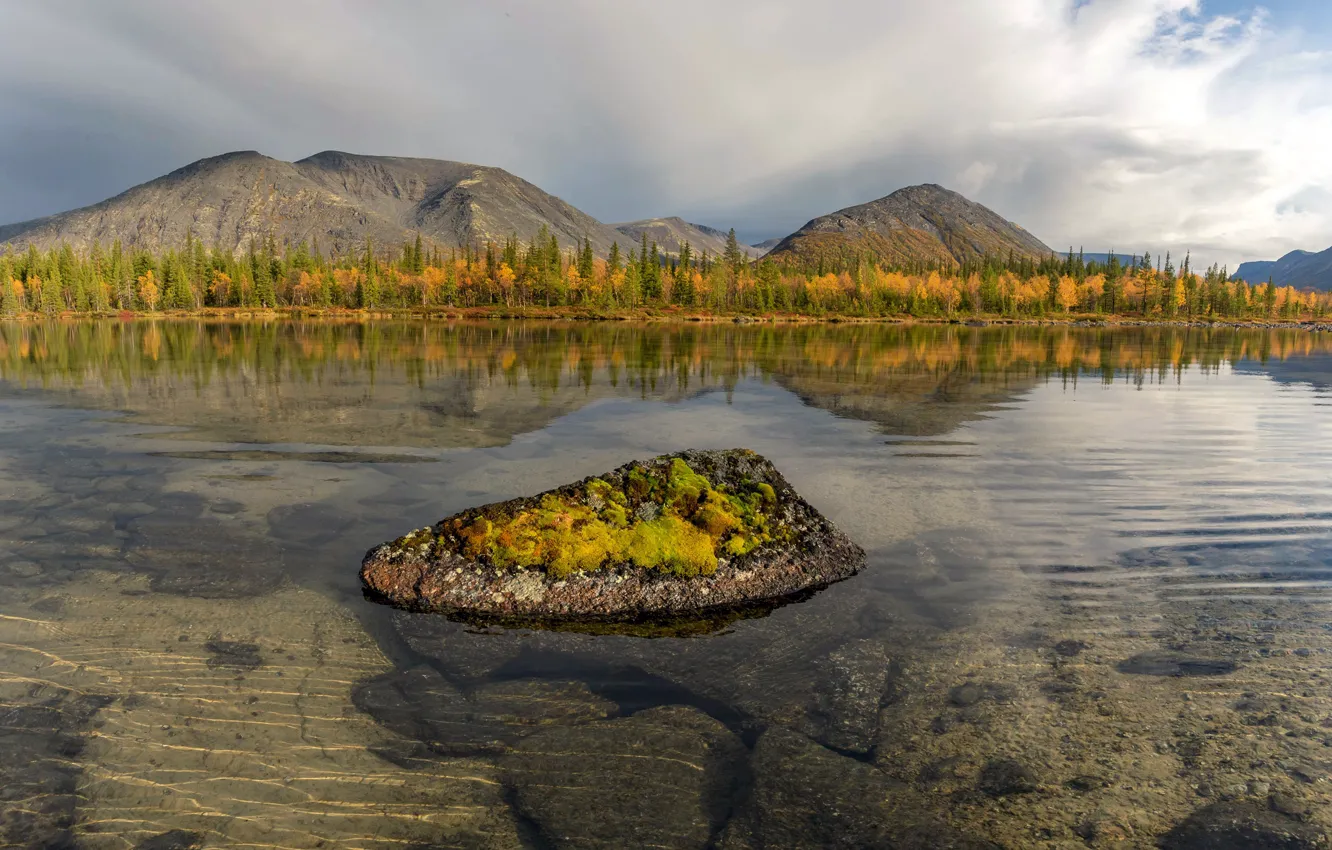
0, 0, 1329, 268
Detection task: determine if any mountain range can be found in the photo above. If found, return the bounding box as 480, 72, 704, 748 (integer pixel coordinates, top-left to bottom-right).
763, 183, 1052, 266
0, 150, 1054, 266
1234, 247, 1332, 291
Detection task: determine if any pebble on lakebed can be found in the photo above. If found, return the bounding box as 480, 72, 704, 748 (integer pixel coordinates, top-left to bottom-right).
359, 449, 865, 626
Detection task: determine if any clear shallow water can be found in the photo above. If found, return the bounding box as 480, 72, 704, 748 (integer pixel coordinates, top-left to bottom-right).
1, 320, 1331, 848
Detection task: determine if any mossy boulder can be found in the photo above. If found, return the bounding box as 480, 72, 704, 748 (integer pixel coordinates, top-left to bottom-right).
360, 449, 864, 625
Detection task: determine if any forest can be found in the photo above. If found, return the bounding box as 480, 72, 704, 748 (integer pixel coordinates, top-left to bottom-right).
2, 228, 1328, 321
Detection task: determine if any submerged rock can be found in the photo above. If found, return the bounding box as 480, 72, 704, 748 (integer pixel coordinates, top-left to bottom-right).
719, 726, 1000, 850
1159, 800, 1329, 849
976, 757, 1039, 797
360, 449, 864, 625
801, 638, 894, 755
126, 520, 285, 599
1116, 651, 1238, 678
500, 705, 744, 850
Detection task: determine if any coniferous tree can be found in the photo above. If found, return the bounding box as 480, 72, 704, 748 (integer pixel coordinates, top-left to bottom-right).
724, 228, 743, 273
251, 240, 275, 307
1104, 252, 1123, 314
0, 258, 15, 316
624, 250, 641, 306
41, 259, 64, 315
165, 253, 194, 309
359, 237, 377, 308
71, 264, 91, 312
675, 242, 694, 305
644, 242, 662, 301
110, 240, 131, 309
578, 237, 594, 281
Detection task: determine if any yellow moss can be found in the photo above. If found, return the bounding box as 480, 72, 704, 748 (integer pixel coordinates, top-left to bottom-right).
601, 501, 629, 528
695, 501, 741, 537
444, 457, 785, 579
623, 516, 718, 577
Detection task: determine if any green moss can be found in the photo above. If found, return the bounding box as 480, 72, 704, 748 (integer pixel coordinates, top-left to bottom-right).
440, 457, 788, 579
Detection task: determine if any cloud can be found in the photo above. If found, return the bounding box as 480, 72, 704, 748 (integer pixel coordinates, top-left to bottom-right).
0, 0, 1329, 267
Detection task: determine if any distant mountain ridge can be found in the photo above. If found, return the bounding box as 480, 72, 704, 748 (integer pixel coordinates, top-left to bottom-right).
764, 183, 1053, 266
613, 217, 761, 258
1060, 252, 1145, 267
0, 151, 630, 257
1234, 247, 1332, 291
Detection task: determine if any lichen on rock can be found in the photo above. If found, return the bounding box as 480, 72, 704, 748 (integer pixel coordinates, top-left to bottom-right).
360, 449, 864, 626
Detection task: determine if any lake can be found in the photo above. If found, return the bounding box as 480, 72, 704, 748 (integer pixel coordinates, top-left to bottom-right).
2, 319, 1330, 849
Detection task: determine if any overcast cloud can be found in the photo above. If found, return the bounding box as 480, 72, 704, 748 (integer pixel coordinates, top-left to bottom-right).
0, 0, 1329, 267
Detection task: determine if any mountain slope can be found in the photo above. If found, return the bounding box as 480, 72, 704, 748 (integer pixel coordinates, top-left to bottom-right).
613, 217, 760, 258
765, 184, 1053, 266
0, 150, 628, 256
1235, 248, 1332, 290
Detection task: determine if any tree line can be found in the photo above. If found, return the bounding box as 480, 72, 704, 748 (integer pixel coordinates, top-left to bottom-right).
1, 230, 1326, 321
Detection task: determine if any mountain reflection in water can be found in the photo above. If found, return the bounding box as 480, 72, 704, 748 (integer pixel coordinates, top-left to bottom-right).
0, 319, 1329, 849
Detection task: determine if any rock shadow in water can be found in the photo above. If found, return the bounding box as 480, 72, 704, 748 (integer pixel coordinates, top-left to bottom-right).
352, 665, 616, 757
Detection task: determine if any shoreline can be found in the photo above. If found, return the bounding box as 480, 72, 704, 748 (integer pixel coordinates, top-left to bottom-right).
1, 305, 1330, 332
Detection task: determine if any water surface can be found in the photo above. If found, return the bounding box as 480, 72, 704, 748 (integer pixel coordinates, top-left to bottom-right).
2, 320, 1330, 848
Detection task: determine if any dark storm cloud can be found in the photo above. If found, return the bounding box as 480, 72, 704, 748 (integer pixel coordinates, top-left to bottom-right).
0, 0, 1328, 265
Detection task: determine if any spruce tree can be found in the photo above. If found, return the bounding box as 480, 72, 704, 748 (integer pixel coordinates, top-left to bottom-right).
0, 258, 15, 316
360, 237, 377, 308
724, 228, 743, 273
644, 242, 662, 301
41, 260, 64, 315
165, 254, 194, 309
578, 237, 594, 280
252, 243, 275, 308
72, 266, 91, 312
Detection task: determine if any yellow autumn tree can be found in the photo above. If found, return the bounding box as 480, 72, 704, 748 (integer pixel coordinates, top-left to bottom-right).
1080, 275, 1105, 311
210, 270, 232, 305
496, 262, 517, 307
422, 266, 448, 305
1056, 276, 1078, 312
137, 271, 160, 311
